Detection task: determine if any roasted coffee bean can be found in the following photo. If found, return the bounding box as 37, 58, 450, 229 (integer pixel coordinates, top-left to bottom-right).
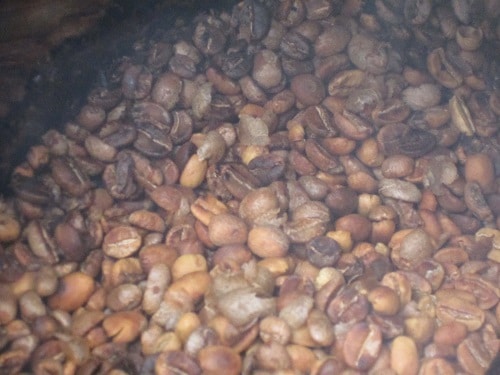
276, 0, 306, 27
122, 64, 153, 100
193, 21, 226, 56
377, 123, 437, 157
134, 123, 173, 158
219, 52, 253, 79
236, 0, 272, 41
50, 157, 91, 197
297, 106, 336, 138
464, 181, 494, 222
0, 246, 25, 283
348, 33, 389, 74
100, 123, 137, 148
155, 350, 201, 375
304, 139, 343, 174
169, 54, 198, 79
343, 322, 383, 371
280, 31, 312, 61
247, 153, 286, 185
306, 236, 341, 267
327, 286, 369, 324
325, 186, 358, 216
103, 226, 142, 258
457, 333, 495, 375
219, 163, 260, 200
10, 175, 52, 204
103, 152, 138, 200
436, 293, 485, 331
281, 56, 314, 76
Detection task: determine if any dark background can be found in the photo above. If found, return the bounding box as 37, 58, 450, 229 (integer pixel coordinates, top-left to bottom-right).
0, 0, 238, 193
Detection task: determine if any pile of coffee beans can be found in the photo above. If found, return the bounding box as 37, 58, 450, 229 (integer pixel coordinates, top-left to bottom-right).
1, 0, 499, 374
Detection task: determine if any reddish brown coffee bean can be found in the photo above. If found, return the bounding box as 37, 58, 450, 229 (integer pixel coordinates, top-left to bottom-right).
454, 274, 499, 310
343, 322, 382, 371
304, 139, 343, 174
419, 358, 455, 375
457, 333, 494, 375
48, 272, 95, 312
434, 321, 468, 346
334, 214, 372, 243
208, 213, 248, 246
103, 311, 147, 343
54, 222, 87, 262
103, 226, 142, 258
198, 345, 242, 375
436, 294, 485, 331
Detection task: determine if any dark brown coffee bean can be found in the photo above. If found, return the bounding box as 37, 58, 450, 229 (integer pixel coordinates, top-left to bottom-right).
0, 246, 25, 283
219, 163, 260, 200
193, 21, 226, 56
87, 87, 122, 110
333, 110, 373, 140
276, 0, 306, 27
281, 56, 314, 76
54, 222, 87, 262
152, 72, 183, 111
464, 181, 494, 222
304, 139, 343, 174
169, 54, 197, 78
122, 64, 153, 100
377, 123, 437, 157
146, 41, 173, 72
220, 51, 253, 79
101, 123, 137, 148
281, 31, 312, 61
248, 153, 286, 185
103, 152, 138, 200
50, 157, 91, 197
290, 74, 326, 106
335, 214, 372, 243
10, 175, 52, 204
325, 186, 358, 216
306, 236, 342, 267
237, 0, 272, 41
297, 106, 335, 138
134, 124, 173, 158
